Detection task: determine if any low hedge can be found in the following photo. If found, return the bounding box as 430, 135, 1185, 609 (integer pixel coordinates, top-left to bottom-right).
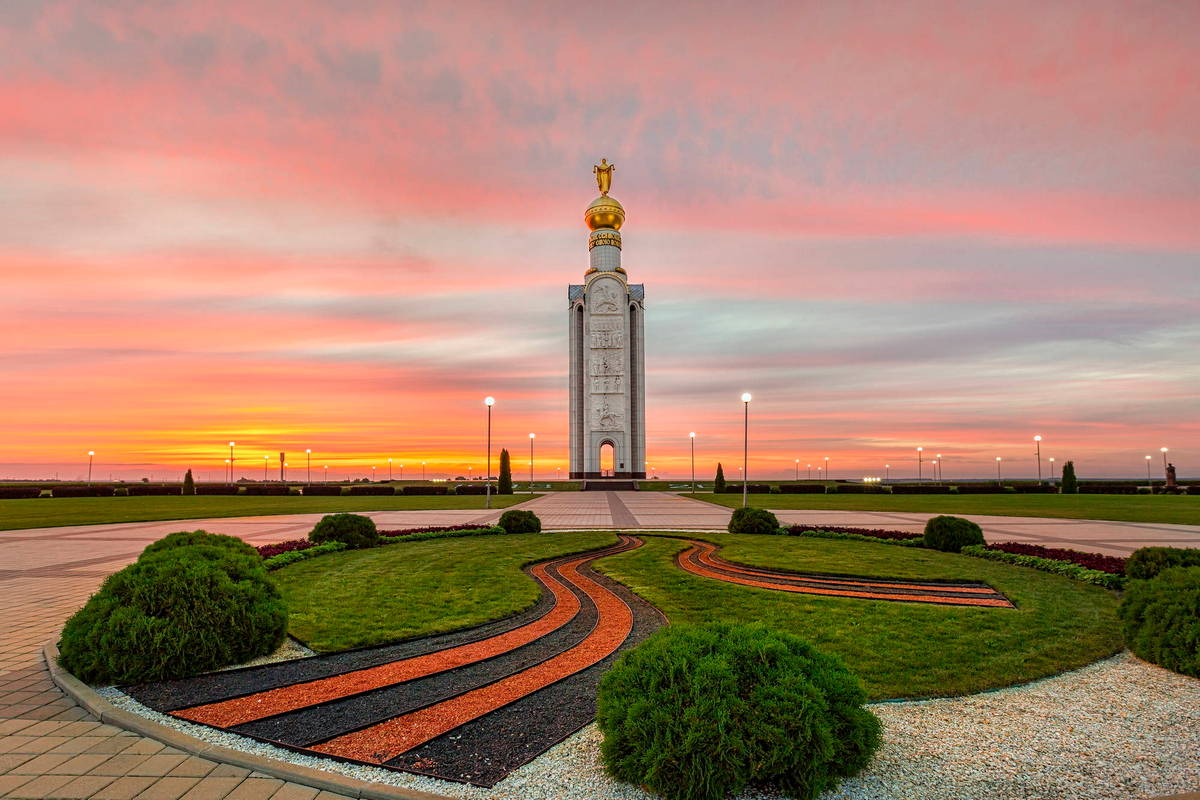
346, 485, 395, 496
301, 485, 343, 496
263, 541, 348, 571
0, 487, 42, 499
923, 515, 985, 552
194, 485, 241, 495
890, 484, 952, 494
402, 485, 448, 495
777, 484, 828, 494
953, 484, 1009, 494
597, 623, 880, 800
1125, 546, 1200, 580
1119, 566, 1200, 677
310, 513, 379, 548
784, 524, 922, 542
58, 541, 286, 683
789, 528, 926, 548
453, 484, 489, 495
126, 485, 182, 496
960, 545, 1125, 589
827, 484, 887, 494
51, 486, 114, 498
728, 506, 780, 534
243, 484, 292, 496
379, 526, 504, 545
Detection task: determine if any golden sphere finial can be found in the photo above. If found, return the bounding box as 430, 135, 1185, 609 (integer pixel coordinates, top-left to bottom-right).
585, 194, 624, 231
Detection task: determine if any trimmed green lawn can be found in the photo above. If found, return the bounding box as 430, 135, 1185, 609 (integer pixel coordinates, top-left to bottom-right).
692, 492, 1200, 525
596, 533, 1122, 700
0, 494, 534, 532
272, 531, 617, 651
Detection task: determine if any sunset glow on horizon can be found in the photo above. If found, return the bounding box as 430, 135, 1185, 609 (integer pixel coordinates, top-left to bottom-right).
2, 1, 1197, 481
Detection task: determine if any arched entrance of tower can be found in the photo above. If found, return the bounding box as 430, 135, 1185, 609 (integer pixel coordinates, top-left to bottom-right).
598, 441, 616, 477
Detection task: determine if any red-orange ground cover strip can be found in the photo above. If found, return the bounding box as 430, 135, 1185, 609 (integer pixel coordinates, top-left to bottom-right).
693, 543, 1001, 595
173, 543, 636, 729
308, 545, 637, 764
679, 542, 1014, 608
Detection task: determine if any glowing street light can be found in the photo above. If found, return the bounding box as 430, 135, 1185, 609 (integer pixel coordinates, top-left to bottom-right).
228, 441, 236, 485
794, 458, 799, 481
807, 463, 812, 479
824, 455, 830, 480
1161, 447, 1169, 472
995, 456, 1003, 485
484, 396, 495, 509
936, 453, 943, 483
371, 465, 376, 481
87, 451, 95, 485
690, 432, 697, 494
1034, 435, 1043, 484
916, 446, 924, 482
529, 433, 536, 491
323, 464, 328, 483
1048, 456, 1056, 483
306, 449, 312, 484
1145, 455, 1153, 484
885, 464, 890, 482
740, 393, 752, 508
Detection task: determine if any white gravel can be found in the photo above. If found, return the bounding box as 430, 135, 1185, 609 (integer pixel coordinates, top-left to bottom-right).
99, 651, 1200, 800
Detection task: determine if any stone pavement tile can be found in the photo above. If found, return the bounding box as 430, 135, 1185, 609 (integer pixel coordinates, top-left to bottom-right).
1, 773, 73, 797
122, 737, 166, 755
46, 774, 117, 799
313, 793, 354, 800
0, 753, 35, 773
0, 775, 33, 798
138, 776, 202, 800
90, 775, 157, 799
167, 756, 217, 778
44, 752, 113, 775
0, 719, 36, 736
48, 735, 113, 754
90, 753, 150, 776
177, 776, 244, 800
8, 752, 71, 774
267, 784, 320, 800
83, 737, 140, 755
224, 777, 284, 800
126, 753, 188, 776
208, 764, 250, 779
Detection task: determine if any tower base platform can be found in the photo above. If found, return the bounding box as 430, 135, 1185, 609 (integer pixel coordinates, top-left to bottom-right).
581, 479, 639, 492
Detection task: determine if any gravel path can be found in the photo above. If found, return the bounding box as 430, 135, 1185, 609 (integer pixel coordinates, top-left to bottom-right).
101, 651, 1199, 799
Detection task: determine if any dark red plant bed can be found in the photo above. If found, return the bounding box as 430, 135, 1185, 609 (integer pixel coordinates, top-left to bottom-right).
256, 539, 314, 559
785, 524, 922, 541
985, 542, 1126, 574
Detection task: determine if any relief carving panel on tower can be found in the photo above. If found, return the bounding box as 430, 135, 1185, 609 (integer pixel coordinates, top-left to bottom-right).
589, 317, 624, 349
590, 376, 624, 394
589, 281, 623, 314
591, 397, 624, 430
590, 351, 624, 377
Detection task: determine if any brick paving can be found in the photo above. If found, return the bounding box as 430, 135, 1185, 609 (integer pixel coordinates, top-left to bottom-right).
2, 492, 1197, 798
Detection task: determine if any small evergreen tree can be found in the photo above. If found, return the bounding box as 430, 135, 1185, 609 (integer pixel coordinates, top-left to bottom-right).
715, 463, 726, 493
182, 469, 195, 495
1061, 460, 1078, 494
498, 448, 513, 494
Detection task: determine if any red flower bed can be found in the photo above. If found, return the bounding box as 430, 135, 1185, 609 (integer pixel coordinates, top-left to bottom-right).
785, 524, 922, 541
256, 539, 315, 558
985, 542, 1126, 574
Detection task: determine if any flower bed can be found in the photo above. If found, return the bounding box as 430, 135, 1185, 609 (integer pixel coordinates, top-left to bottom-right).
960, 545, 1124, 589
256, 539, 314, 559
377, 523, 499, 537
985, 542, 1126, 575
784, 524, 922, 541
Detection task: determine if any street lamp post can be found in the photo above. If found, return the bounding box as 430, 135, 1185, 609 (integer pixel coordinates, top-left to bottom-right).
995, 456, 1002, 485
400, 463, 404, 481
1161, 447, 1169, 473
87, 451, 94, 484
485, 397, 495, 509
807, 463, 812, 479
372, 465, 376, 481
824, 456, 830, 480
917, 447, 923, 482
741, 393, 752, 508
422, 461, 426, 481
306, 449, 312, 485
388, 458, 393, 481
229, 441, 236, 484
323, 465, 328, 483
1145, 455, 1153, 484
689, 432, 697, 494
885, 464, 890, 482
1034, 435, 1043, 484
263, 455, 269, 481
936, 453, 943, 483
224, 458, 230, 482
794, 458, 799, 481
1048, 457, 1056, 483
529, 433, 536, 491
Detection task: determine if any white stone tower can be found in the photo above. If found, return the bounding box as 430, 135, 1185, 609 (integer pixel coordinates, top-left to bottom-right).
569, 160, 646, 480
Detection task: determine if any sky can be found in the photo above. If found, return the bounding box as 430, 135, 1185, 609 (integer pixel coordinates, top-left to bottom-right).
1, 0, 1198, 482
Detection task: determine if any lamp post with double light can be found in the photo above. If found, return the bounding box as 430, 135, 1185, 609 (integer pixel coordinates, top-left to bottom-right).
485, 397, 495, 509
741, 393, 752, 508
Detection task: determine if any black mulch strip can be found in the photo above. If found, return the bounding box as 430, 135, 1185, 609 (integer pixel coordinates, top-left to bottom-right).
683, 548, 1011, 604
233, 558, 600, 747
385, 567, 666, 787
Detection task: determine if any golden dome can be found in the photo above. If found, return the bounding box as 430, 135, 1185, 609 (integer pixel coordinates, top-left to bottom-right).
585, 194, 625, 231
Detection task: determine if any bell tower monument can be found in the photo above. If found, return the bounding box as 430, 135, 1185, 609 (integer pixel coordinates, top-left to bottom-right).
568, 159, 646, 480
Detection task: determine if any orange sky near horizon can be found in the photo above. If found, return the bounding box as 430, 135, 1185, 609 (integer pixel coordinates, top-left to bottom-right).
1, 1, 1197, 482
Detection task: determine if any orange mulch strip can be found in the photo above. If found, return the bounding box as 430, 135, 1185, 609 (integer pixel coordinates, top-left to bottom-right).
173, 544, 629, 729
679, 541, 1014, 608
308, 541, 636, 764
694, 542, 1002, 594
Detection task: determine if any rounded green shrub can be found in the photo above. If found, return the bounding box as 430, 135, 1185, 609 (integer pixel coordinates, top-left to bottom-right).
498, 509, 541, 533
58, 546, 287, 684
1126, 546, 1200, 580
140, 530, 258, 561
923, 515, 985, 552
727, 506, 781, 534
1119, 566, 1200, 678
597, 623, 880, 800
309, 513, 379, 549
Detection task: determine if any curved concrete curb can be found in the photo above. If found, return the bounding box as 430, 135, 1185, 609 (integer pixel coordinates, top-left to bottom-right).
42, 640, 451, 800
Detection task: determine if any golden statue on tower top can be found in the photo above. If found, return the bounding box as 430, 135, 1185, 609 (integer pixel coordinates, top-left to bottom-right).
593, 158, 614, 196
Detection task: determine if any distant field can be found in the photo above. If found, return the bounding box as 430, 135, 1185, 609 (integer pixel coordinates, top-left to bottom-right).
693, 492, 1200, 526
0, 494, 534, 532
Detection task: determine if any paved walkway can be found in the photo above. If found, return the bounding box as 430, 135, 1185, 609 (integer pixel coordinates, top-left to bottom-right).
2, 492, 1199, 799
